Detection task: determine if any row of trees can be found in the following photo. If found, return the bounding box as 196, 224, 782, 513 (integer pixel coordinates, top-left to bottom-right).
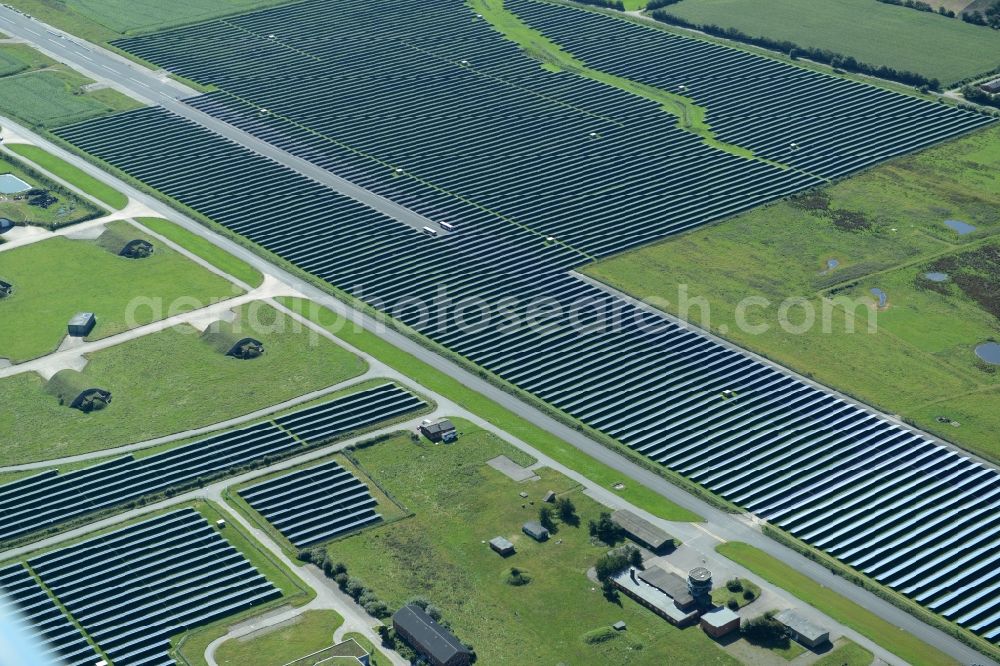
648, 10, 943, 89
572, 0, 625, 10
879, 0, 1000, 27
962, 84, 1000, 109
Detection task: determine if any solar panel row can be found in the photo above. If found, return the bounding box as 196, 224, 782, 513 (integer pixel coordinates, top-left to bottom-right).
0, 384, 424, 542
53, 0, 999, 641
29, 509, 280, 666
239, 460, 382, 547
0, 564, 99, 666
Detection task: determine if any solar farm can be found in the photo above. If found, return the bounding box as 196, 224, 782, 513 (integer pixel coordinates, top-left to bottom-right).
0, 0, 998, 662
43, 0, 999, 644
0, 383, 424, 543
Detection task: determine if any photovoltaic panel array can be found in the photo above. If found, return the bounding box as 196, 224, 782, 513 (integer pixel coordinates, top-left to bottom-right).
54, 0, 999, 640
275, 383, 427, 444
0, 564, 100, 666
29, 509, 280, 666
0, 384, 424, 542
239, 460, 382, 547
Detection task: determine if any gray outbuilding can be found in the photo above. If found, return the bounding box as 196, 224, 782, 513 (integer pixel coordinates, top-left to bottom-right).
522, 521, 549, 542
612, 509, 675, 552
67, 312, 96, 337
774, 609, 830, 648
489, 536, 515, 557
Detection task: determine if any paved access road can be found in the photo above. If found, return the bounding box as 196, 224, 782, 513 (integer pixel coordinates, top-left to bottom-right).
0, 8, 993, 664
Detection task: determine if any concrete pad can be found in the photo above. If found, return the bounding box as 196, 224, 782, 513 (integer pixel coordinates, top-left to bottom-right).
34, 353, 88, 380
64, 223, 106, 240
186, 308, 237, 333
56, 335, 87, 353
0, 358, 11, 370
0, 224, 50, 243
487, 455, 538, 482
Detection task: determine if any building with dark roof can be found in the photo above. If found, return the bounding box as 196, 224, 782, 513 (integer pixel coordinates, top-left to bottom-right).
522, 521, 549, 541
420, 418, 457, 442
393, 604, 471, 666
0, 279, 12, 298
637, 565, 695, 610
0, 218, 13, 234
611, 567, 699, 627
67, 312, 96, 337
611, 509, 675, 552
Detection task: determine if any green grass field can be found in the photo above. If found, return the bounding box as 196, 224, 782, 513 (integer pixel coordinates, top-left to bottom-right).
0, 302, 367, 465
136, 217, 264, 287
0, 66, 141, 130
0, 221, 239, 362
813, 639, 874, 666
0, 150, 103, 228
324, 427, 735, 664
213, 609, 344, 666
659, 0, 1000, 84
278, 296, 703, 522
0, 43, 56, 76
585, 125, 1000, 462
4, 0, 295, 43
715, 542, 957, 666
7, 143, 129, 209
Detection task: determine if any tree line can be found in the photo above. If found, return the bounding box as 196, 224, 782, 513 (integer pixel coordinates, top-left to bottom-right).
648, 10, 943, 89
877, 0, 1000, 28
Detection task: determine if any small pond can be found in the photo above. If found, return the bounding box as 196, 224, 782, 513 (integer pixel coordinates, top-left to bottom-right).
924, 272, 949, 282
944, 219, 976, 235
0, 173, 31, 195
975, 342, 1000, 365
870, 288, 887, 307
826, 259, 839, 270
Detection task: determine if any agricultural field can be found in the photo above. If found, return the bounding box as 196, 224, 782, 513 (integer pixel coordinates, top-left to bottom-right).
0, 150, 102, 228
585, 124, 1000, 462
0, 301, 368, 465
654, 0, 1000, 85
324, 426, 738, 664
0, 220, 239, 363
0, 44, 140, 128
3, 0, 297, 44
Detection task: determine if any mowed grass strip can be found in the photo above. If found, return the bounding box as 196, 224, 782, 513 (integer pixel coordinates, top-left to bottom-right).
813, 639, 874, 666
0, 43, 56, 76
0, 302, 367, 466
213, 609, 344, 666
135, 217, 264, 288
659, 0, 1000, 84
276, 296, 702, 522
584, 125, 1000, 462
0, 221, 240, 362
326, 429, 735, 664
715, 542, 957, 666
7, 143, 129, 210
